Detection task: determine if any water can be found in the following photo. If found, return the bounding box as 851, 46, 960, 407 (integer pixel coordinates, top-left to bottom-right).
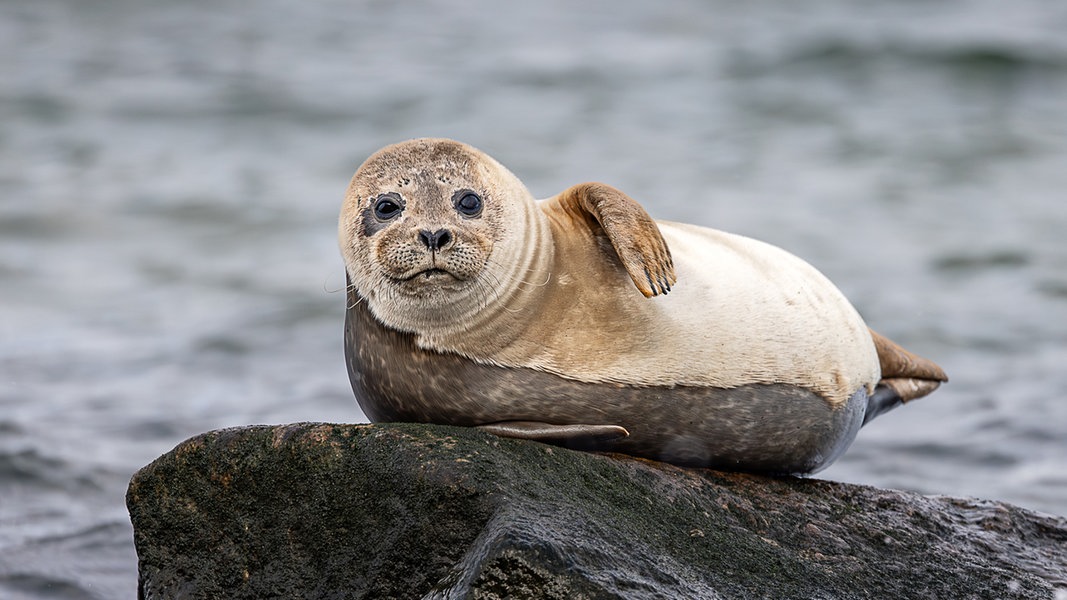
2, 0, 1066, 596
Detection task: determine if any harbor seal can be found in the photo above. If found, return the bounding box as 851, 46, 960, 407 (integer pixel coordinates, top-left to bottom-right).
339, 138, 947, 474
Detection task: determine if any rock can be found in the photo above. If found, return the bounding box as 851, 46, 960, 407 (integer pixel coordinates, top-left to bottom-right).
127, 423, 1067, 599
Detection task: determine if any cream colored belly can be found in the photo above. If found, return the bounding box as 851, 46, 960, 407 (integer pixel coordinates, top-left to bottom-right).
499, 221, 881, 408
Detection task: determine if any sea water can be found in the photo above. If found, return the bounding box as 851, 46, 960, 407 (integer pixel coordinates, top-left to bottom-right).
2, 1, 1066, 596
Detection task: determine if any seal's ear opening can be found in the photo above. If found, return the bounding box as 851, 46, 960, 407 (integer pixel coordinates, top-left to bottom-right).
552, 182, 677, 298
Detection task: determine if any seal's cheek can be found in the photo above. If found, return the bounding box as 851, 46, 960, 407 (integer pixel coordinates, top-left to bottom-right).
370, 227, 430, 278
442, 235, 493, 280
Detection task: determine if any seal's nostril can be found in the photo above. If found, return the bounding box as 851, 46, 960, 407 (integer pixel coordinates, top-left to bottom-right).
437, 230, 452, 248
418, 229, 452, 250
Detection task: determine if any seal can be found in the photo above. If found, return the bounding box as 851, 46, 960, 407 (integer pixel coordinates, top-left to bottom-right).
339, 138, 948, 474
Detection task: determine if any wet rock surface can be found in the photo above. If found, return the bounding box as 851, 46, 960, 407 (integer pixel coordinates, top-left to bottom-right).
127, 423, 1067, 599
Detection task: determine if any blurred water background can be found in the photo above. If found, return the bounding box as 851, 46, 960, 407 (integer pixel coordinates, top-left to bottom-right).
2, 0, 1066, 597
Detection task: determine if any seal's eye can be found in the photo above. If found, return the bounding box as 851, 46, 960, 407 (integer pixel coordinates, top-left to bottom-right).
374, 195, 403, 221
454, 191, 483, 217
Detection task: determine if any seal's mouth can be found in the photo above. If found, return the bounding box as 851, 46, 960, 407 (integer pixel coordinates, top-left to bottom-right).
398, 268, 456, 282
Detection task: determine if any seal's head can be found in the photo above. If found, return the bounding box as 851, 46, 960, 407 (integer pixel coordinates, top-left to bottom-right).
340, 138, 548, 337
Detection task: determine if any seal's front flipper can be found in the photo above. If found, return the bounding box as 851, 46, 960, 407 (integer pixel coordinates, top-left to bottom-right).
477, 421, 629, 448
550, 182, 676, 297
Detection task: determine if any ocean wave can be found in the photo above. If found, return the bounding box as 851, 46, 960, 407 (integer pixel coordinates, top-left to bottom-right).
0, 448, 105, 492
0, 521, 135, 600
729, 37, 1067, 77
0, 573, 95, 600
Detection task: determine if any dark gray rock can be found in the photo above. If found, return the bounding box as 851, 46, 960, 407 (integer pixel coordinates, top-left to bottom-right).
127, 423, 1067, 599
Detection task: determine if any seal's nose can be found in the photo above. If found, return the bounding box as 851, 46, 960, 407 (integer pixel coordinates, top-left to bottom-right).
418, 229, 452, 251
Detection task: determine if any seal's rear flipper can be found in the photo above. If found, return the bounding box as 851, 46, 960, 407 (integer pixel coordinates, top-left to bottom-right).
477, 421, 629, 448
869, 329, 948, 403
863, 383, 904, 426
860, 378, 946, 427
